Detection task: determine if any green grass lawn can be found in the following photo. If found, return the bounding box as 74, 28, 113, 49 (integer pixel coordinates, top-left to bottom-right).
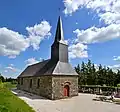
0, 82, 35, 112
3, 82, 17, 89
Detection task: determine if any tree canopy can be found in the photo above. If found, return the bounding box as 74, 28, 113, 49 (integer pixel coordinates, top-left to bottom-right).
75, 60, 120, 87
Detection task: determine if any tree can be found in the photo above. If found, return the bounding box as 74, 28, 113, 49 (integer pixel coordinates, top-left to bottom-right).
0, 73, 5, 82
0, 78, 2, 84
106, 68, 115, 86
75, 59, 120, 87
97, 64, 105, 85
115, 70, 120, 86
81, 62, 87, 85
75, 64, 81, 85
91, 63, 97, 85
86, 60, 94, 85
75, 64, 80, 75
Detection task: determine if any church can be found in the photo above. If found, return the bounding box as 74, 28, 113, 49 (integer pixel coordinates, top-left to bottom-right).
17, 16, 78, 100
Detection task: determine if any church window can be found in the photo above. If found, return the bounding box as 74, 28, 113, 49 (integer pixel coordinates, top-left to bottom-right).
18, 78, 20, 84
37, 79, 40, 88
30, 79, 32, 88
21, 78, 23, 85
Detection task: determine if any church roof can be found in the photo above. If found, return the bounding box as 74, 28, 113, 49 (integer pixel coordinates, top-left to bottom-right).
52, 61, 77, 75
18, 59, 77, 78
18, 16, 78, 78
18, 59, 50, 77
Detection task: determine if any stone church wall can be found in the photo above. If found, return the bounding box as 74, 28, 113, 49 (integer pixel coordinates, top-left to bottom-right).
52, 76, 78, 100
17, 76, 52, 99
17, 75, 78, 100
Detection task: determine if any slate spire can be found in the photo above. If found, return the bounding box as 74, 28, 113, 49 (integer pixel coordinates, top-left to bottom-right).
51, 16, 68, 62
54, 16, 66, 44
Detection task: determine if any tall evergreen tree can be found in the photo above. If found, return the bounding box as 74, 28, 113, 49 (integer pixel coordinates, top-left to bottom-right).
115, 70, 120, 86
0, 73, 5, 82
75, 59, 120, 86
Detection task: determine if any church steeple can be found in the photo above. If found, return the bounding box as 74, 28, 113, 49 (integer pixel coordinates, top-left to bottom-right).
51, 16, 68, 62
54, 16, 67, 45
55, 16, 64, 42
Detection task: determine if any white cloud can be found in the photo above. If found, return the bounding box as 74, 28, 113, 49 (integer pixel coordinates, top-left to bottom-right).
63, 0, 120, 24
76, 22, 78, 25
64, 0, 120, 44
9, 64, 14, 67
3, 64, 21, 78
69, 22, 120, 58
5, 67, 16, 72
94, 64, 99, 71
26, 21, 51, 50
68, 43, 88, 59
73, 24, 120, 44
108, 64, 120, 72
39, 57, 45, 62
9, 55, 17, 59
4, 70, 8, 73
0, 21, 51, 58
113, 56, 120, 61
63, 0, 120, 59
99, 12, 120, 25
25, 58, 39, 66
5, 64, 20, 72
63, 0, 88, 15
0, 27, 29, 58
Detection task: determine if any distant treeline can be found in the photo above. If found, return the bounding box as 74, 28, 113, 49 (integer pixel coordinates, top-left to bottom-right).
0, 74, 17, 84
75, 60, 120, 87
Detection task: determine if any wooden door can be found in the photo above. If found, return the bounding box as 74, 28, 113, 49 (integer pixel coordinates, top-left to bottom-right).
64, 85, 69, 97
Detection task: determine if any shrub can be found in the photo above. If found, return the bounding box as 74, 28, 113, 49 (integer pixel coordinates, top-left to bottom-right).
11, 80, 17, 84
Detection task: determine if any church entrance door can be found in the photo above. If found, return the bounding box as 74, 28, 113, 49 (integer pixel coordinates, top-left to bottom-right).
64, 85, 69, 97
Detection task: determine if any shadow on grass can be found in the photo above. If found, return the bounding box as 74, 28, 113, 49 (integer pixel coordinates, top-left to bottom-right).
11, 88, 49, 100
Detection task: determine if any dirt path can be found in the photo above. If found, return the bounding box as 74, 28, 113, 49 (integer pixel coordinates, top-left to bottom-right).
12, 89, 120, 112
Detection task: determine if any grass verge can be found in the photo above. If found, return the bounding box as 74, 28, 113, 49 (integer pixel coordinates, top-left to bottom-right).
0, 82, 35, 112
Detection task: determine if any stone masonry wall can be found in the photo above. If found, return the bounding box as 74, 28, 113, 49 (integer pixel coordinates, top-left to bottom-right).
17, 75, 78, 100
52, 76, 78, 100
17, 76, 52, 99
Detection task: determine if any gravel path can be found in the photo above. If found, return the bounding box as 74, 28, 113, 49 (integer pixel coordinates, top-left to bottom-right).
12, 89, 120, 112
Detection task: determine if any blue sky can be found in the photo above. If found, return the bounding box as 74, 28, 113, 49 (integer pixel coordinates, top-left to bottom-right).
0, 0, 120, 78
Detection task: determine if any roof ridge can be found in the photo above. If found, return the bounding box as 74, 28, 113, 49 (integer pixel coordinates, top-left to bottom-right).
28, 59, 50, 67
